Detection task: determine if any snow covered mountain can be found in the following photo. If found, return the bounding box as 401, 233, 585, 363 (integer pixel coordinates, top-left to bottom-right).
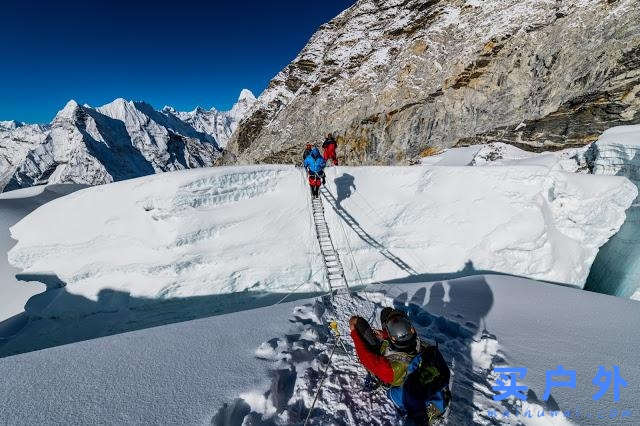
163, 89, 256, 148
0, 120, 23, 130
227, 0, 640, 165
2, 100, 220, 192
0, 90, 256, 192
0, 122, 50, 188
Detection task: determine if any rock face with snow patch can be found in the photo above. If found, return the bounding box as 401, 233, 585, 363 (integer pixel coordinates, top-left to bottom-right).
164, 89, 256, 148
228, 0, 640, 165
1, 99, 227, 192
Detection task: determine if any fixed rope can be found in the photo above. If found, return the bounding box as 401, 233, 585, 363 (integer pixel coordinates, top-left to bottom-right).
302, 167, 382, 423
321, 188, 418, 276
321, 185, 367, 291
320, 184, 381, 323
273, 267, 325, 305
303, 329, 339, 426
354, 190, 430, 274
310, 184, 351, 297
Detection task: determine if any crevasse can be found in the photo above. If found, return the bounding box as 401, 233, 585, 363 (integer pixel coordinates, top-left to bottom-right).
585, 125, 640, 300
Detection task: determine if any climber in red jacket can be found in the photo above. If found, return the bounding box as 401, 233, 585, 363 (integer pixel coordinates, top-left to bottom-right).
350, 308, 451, 424
322, 133, 338, 165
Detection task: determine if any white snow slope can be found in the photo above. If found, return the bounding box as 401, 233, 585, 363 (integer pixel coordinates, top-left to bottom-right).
1, 159, 638, 424
1, 162, 633, 335
0, 185, 85, 322
0, 275, 638, 425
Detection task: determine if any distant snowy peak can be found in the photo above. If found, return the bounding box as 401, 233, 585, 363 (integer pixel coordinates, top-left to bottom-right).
55, 99, 81, 120
167, 89, 256, 148
0, 122, 50, 188
95, 97, 139, 120
238, 88, 256, 102
1, 90, 253, 192
230, 89, 257, 121
1, 98, 224, 192
0, 120, 24, 130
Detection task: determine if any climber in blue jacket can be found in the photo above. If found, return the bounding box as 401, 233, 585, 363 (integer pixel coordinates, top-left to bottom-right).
303, 147, 326, 198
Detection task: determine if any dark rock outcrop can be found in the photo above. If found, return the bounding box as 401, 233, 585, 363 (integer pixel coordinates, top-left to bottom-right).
228, 0, 640, 165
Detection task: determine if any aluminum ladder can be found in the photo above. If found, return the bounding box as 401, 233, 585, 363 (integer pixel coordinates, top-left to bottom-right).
310, 192, 350, 295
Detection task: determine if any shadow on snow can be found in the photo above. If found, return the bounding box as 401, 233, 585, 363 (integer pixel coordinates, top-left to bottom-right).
322, 175, 418, 276
0, 278, 324, 359
213, 262, 568, 425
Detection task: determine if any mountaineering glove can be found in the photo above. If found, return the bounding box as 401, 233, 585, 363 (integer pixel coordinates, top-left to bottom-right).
350, 316, 382, 352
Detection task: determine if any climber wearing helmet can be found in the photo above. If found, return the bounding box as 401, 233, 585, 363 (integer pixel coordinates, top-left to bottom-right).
302, 143, 313, 162
350, 308, 451, 424
303, 147, 326, 198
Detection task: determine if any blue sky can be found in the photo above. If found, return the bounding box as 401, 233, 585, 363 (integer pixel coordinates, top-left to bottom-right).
1, 0, 355, 123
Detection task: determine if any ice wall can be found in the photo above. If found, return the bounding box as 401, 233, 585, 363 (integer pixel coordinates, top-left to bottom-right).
585, 125, 640, 300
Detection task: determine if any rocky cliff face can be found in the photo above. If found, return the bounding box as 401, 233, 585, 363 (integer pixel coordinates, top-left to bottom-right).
227, 0, 640, 165
0, 90, 255, 192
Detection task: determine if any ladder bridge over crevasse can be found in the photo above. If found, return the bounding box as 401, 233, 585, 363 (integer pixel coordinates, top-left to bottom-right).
310, 190, 351, 297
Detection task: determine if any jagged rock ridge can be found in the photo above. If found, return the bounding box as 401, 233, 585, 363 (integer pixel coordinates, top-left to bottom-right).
0, 90, 255, 192
227, 0, 640, 165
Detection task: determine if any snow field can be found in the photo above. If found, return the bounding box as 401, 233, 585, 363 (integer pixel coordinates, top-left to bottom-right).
7, 166, 325, 318
1, 160, 639, 424
320, 164, 634, 288
218, 275, 640, 425
5, 162, 634, 323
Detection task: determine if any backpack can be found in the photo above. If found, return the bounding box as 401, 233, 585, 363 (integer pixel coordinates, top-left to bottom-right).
403, 343, 451, 408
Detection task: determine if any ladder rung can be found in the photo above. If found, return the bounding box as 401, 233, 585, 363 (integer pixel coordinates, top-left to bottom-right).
309, 191, 350, 295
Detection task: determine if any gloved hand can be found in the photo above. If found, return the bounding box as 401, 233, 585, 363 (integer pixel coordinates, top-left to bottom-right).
350, 316, 381, 351
349, 315, 360, 331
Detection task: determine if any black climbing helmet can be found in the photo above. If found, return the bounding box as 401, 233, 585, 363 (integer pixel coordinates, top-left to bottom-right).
380, 307, 396, 325
383, 311, 417, 351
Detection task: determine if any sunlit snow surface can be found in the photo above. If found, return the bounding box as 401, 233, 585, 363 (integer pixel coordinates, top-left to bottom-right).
0, 156, 638, 424
0, 185, 85, 321
219, 277, 640, 425
6, 163, 634, 321
1, 276, 638, 425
